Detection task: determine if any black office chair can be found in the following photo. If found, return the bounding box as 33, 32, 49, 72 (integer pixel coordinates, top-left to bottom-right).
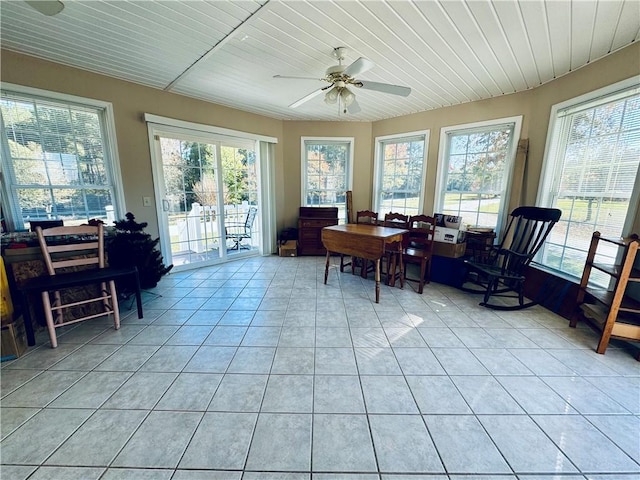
225, 207, 257, 250
462, 206, 562, 310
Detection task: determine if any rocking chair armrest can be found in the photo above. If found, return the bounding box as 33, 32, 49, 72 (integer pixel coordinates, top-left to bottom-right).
464, 262, 526, 281
496, 248, 531, 260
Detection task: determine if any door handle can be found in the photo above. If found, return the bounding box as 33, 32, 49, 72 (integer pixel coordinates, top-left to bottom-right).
162, 199, 170, 212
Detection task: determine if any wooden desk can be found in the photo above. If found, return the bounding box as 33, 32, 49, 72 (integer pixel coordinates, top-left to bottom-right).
321, 224, 408, 303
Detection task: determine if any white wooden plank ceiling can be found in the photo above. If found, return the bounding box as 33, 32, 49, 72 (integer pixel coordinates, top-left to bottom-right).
1, 0, 638, 122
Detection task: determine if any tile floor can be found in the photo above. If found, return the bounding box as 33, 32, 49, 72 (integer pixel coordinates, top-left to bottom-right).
1, 255, 639, 480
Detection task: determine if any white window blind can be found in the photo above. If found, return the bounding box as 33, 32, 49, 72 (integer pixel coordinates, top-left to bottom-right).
1, 88, 122, 230
538, 82, 640, 284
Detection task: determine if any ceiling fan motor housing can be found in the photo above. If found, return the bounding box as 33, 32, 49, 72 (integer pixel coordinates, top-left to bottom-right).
325, 65, 345, 77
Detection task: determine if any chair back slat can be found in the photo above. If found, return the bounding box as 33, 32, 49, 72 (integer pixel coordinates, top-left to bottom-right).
356, 210, 378, 225
407, 214, 436, 250
245, 207, 258, 228
497, 206, 562, 273
383, 212, 409, 229
36, 224, 106, 275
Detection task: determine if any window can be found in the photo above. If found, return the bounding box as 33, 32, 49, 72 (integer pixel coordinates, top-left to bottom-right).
435, 117, 522, 232
1, 85, 123, 231
537, 78, 640, 284
302, 137, 353, 222
373, 131, 428, 216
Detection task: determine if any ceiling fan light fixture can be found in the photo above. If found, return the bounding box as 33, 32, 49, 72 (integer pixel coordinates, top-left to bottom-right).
340, 87, 355, 106
324, 87, 339, 105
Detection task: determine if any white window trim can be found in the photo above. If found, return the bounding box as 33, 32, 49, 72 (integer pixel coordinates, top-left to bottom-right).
300, 136, 354, 206
145, 115, 278, 261
372, 130, 429, 214
435, 115, 523, 233
0, 82, 126, 229
536, 75, 640, 237
144, 113, 277, 144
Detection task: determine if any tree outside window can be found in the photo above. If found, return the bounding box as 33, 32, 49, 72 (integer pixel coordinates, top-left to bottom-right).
436, 117, 521, 234
1, 94, 117, 228
303, 138, 352, 222
375, 133, 427, 216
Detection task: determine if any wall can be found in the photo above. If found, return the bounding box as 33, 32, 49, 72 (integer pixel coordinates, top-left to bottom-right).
528, 43, 640, 234
371, 42, 640, 225
2, 43, 639, 244
372, 92, 532, 217
280, 120, 372, 228
0, 50, 285, 238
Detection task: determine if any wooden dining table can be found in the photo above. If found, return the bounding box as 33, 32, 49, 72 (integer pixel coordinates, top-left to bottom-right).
321, 223, 408, 303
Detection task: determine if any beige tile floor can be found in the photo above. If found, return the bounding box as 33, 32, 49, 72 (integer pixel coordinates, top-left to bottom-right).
1, 255, 639, 480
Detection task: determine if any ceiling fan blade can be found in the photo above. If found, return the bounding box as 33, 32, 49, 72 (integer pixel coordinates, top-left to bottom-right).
357, 80, 411, 97
274, 75, 324, 81
346, 99, 361, 115
343, 57, 374, 77
26, 0, 65, 16
289, 88, 326, 109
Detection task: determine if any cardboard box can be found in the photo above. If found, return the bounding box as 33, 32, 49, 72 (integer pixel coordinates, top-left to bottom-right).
278, 240, 298, 257
433, 241, 467, 258
1, 317, 27, 359
434, 214, 462, 229
434, 226, 466, 244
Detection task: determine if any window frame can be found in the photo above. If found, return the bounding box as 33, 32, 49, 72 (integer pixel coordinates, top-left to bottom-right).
0, 82, 125, 231
434, 115, 523, 235
301, 136, 354, 222
372, 130, 429, 216
536, 76, 640, 282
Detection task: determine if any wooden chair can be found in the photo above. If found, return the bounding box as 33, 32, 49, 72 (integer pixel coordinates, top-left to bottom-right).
462, 206, 562, 310
382, 212, 409, 287
35, 224, 121, 348
403, 215, 436, 294
350, 210, 379, 278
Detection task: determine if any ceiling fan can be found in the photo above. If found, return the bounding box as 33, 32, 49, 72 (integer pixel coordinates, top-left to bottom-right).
274, 47, 411, 114
25, 1, 65, 16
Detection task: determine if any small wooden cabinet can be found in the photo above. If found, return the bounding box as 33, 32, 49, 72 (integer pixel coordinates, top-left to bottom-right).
572, 231, 640, 358
297, 207, 338, 256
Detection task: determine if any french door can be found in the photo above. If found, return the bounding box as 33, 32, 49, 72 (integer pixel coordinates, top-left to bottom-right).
148, 126, 260, 270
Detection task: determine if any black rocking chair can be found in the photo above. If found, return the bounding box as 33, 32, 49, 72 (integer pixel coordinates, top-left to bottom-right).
462, 206, 562, 310
225, 206, 257, 250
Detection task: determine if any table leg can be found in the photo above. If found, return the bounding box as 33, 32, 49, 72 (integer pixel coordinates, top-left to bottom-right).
133, 269, 143, 319
375, 258, 381, 303
324, 251, 330, 284
21, 291, 36, 346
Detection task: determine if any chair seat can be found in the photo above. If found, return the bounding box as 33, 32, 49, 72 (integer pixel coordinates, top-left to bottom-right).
464, 262, 525, 282
404, 246, 429, 258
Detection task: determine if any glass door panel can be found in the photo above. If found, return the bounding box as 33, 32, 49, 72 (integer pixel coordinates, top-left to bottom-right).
151, 131, 260, 270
